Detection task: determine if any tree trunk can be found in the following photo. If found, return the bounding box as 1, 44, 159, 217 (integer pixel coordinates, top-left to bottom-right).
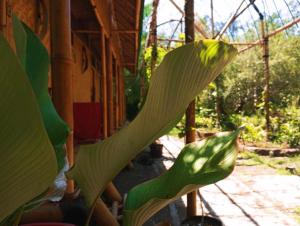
261, 20, 271, 140
184, 0, 197, 217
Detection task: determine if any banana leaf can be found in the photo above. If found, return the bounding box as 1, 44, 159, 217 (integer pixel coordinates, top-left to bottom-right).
0, 34, 57, 222
67, 40, 237, 216
12, 15, 69, 170
123, 130, 240, 226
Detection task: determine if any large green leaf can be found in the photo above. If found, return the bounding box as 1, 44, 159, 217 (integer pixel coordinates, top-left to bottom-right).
0, 34, 57, 222
12, 15, 69, 170
123, 130, 240, 226
67, 40, 237, 213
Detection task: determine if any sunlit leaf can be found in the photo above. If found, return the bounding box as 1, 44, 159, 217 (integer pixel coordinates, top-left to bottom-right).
0, 34, 57, 222
123, 130, 240, 226
12, 15, 69, 170
67, 40, 237, 215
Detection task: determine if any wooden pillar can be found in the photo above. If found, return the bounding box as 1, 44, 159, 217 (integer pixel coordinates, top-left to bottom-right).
0, 0, 7, 32
184, 0, 197, 217
114, 61, 119, 129
106, 39, 114, 136
117, 66, 122, 127
100, 29, 108, 139
93, 198, 119, 226
120, 68, 125, 124
261, 19, 270, 139
149, 0, 159, 75
50, 0, 74, 193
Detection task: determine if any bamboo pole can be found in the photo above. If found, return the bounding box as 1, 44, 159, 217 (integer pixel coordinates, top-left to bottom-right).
169, 0, 208, 38
100, 28, 108, 139
149, 0, 159, 78
93, 198, 120, 226
106, 39, 114, 136
184, 0, 197, 217
50, 0, 74, 194
239, 16, 300, 53
115, 61, 119, 129
117, 66, 123, 127
261, 19, 271, 139
104, 182, 122, 202
0, 0, 6, 32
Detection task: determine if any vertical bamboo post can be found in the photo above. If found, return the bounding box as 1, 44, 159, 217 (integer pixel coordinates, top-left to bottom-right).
101, 29, 108, 139
149, 0, 159, 75
184, 0, 197, 217
117, 66, 123, 127
0, 0, 6, 32
106, 39, 114, 136
93, 198, 120, 226
115, 61, 119, 129
50, 0, 74, 194
261, 19, 271, 139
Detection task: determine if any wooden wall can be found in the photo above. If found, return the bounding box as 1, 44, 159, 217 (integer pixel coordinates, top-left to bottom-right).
72, 34, 101, 103
2, 0, 127, 140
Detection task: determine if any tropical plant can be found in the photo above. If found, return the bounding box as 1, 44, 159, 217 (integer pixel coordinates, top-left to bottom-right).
0, 16, 238, 225
123, 130, 241, 226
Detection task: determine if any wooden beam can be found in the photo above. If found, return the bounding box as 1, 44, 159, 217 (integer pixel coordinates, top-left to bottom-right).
158, 38, 184, 43
50, 0, 74, 194
90, 0, 111, 36
239, 16, 300, 53
73, 29, 101, 34
112, 29, 138, 34
216, 0, 245, 40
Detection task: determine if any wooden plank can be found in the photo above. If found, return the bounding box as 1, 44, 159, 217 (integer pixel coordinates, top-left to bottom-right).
50, 0, 74, 194
90, 0, 111, 36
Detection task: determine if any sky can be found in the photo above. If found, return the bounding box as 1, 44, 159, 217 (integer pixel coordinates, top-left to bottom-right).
144, 0, 299, 41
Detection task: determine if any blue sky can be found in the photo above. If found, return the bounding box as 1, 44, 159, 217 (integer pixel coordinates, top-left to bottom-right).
144, 0, 299, 41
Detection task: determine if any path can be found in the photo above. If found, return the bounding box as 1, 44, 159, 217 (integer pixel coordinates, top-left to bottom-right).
159, 135, 300, 226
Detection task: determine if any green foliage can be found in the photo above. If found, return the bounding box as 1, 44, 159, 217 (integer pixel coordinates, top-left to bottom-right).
270, 106, 300, 147
124, 69, 142, 121
144, 46, 168, 79
0, 27, 57, 223
67, 40, 237, 220
124, 130, 240, 226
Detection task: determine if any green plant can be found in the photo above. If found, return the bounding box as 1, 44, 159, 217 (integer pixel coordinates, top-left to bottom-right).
0, 16, 238, 225
123, 130, 240, 226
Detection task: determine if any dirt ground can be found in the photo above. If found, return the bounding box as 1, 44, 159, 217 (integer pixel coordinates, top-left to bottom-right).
114, 135, 300, 226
